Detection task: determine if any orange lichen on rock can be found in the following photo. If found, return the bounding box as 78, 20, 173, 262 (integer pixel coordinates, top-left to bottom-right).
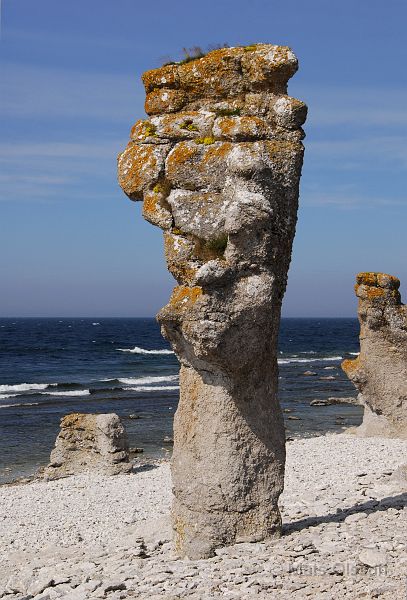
168, 285, 203, 312
213, 115, 268, 140
60, 413, 84, 428
145, 89, 187, 115
141, 44, 298, 114
360, 286, 386, 299
356, 272, 400, 289
354, 272, 402, 304
130, 119, 160, 142
177, 47, 245, 101
142, 64, 179, 93
342, 355, 361, 376
117, 143, 169, 200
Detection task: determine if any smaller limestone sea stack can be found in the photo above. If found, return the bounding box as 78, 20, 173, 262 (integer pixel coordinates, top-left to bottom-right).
44, 413, 131, 478
342, 273, 407, 439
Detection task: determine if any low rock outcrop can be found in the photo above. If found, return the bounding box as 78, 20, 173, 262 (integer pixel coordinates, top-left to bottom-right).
342, 273, 407, 438
118, 44, 306, 558
45, 413, 131, 478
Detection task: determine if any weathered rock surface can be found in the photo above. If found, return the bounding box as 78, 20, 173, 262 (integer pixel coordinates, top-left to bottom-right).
118, 44, 307, 558
44, 413, 131, 478
342, 273, 407, 439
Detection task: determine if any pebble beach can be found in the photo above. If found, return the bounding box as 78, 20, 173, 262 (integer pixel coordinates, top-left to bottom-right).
1, 433, 406, 600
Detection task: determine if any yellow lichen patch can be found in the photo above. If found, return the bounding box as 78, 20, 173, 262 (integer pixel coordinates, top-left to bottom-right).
142, 64, 179, 93
130, 119, 157, 141
152, 179, 171, 196
145, 89, 186, 115
169, 285, 203, 312
118, 143, 165, 201
152, 111, 214, 139
195, 137, 215, 145
180, 119, 199, 132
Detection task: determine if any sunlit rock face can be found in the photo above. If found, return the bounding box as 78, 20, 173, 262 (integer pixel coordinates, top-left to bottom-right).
118, 44, 306, 559
342, 273, 407, 439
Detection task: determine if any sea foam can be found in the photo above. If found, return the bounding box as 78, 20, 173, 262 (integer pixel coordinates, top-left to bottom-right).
0, 401, 40, 409
127, 385, 179, 392
0, 383, 57, 393
39, 390, 91, 397
117, 346, 174, 355
278, 356, 342, 365
118, 375, 178, 385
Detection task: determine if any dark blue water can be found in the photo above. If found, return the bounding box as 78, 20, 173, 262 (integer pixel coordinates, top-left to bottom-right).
0, 318, 362, 483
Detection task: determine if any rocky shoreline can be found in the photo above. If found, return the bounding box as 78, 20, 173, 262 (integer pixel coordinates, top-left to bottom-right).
1, 433, 406, 599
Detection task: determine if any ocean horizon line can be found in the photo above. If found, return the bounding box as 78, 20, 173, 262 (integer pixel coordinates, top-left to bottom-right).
0, 315, 359, 320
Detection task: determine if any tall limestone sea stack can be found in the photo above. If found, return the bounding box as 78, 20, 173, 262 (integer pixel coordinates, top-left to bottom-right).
118, 44, 307, 559
342, 273, 407, 439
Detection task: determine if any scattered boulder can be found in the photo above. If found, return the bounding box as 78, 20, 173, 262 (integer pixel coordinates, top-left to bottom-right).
44, 413, 131, 478
310, 397, 359, 407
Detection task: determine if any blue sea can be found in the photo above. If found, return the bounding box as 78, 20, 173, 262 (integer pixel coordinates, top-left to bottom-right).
0, 318, 362, 483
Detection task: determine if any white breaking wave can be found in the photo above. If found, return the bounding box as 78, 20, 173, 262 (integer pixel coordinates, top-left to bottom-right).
0, 402, 40, 409
127, 385, 179, 392
117, 346, 174, 355
348, 352, 359, 356
118, 375, 179, 385
39, 390, 90, 397
92, 322, 100, 326
0, 394, 18, 400
278, 356, 342, 365
0, 383, 57, 393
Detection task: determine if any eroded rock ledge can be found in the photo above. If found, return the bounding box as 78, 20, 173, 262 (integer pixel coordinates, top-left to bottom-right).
118, 44, 306, 559
342, 273, 407, 439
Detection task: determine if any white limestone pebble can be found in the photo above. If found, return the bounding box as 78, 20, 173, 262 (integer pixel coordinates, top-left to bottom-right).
0, 434, 406, 599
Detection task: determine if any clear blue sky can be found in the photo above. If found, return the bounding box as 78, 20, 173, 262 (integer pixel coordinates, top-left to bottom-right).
1, 0, 406, 317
